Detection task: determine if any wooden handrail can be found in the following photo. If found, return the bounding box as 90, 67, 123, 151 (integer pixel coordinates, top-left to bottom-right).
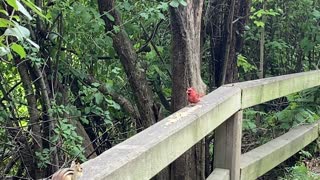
230, 70, 320, 109
79, 70, 320, 180
79, 87, 241, 179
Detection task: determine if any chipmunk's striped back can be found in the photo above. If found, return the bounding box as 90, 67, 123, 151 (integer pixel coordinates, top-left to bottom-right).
51, 168, 74, 180
51, 161, 83, 180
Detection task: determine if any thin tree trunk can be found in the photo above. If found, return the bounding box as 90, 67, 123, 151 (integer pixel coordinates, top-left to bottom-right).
15, 59, 43, 179
259, 0, 266, 79
220, 0, 236, 85
33, 65, 60, 173
97, 0, 157, 129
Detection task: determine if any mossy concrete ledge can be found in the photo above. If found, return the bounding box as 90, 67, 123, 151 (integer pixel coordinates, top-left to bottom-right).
240, 122, 320, 180
79, 86, 241, 180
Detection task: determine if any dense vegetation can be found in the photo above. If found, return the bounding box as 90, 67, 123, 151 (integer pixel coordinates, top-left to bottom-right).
0, 0, 319, 179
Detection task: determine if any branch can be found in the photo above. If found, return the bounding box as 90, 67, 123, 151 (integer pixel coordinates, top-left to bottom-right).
3, 154, 19, 175
137, 19, 163, 54
232, 14, 250, 24
0, 81, 22, 103
140, 22, 172, 79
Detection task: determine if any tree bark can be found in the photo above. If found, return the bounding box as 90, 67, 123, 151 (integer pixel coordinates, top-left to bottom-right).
221, 0, 237, 85
259, 0, 266, 79
97, 0, 157, 129
170, 1, 206, 179
15, 59, 43, 179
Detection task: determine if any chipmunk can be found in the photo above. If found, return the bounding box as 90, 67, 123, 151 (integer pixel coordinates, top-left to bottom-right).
51, 161, 83, 180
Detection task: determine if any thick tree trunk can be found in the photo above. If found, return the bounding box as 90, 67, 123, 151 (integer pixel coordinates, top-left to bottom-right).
97, 0, 157, 129
170, 1, 206, 179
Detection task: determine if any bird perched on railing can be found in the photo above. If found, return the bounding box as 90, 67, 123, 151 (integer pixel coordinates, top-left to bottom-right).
51, 161, 83, 180
186, 87, 204, 104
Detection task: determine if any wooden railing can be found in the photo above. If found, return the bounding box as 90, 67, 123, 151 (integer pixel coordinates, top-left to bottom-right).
79, 70, 320, 180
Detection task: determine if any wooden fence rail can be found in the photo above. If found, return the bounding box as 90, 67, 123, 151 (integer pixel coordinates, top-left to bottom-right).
79, 70, 320, 180
240, 122, 319, 180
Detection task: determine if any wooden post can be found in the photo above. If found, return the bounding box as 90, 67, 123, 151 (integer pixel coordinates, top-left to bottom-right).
214, 111, 243, 180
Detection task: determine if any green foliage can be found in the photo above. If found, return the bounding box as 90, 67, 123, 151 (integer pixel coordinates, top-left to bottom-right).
272, 88, 320, 130
35, 149, 51, 169
10, 43, 26, 58
244, 87, 320, 137
237, 54, 257, 73
243, 0, 320, 76
250, 3, 280, 28
243, 108, 266, 133
48, 103, 86, 163
280, 162, 320, 180
0, 0, 48, 60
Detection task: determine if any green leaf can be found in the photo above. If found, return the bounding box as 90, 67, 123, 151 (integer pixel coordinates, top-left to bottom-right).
0, 47, 10, 56
179, 0, 187, 6
106, 99, 120, 110
169, 1, 179, 8
158, 12, 165, 20
0, 18, 13, 27
51, 135, 59, 142
84, 107, 91, 114
140, 12, 149, 19
80, 117, 89, 124
94, 93, 104, 105
253, 20, 265, 27
4, 23, 30, 40
26, 38, 39, 49
91, 82, 100, 87
104, 119, 113, 125
21, 0, 50, 22
123, 2, 131, 11
106, 12, 114, 22
19, 120, 28, 127
312, 9, 320, 19
11, 43, 26, 58
113, 25, 120, 33
158, 2, 169, 11
0, 10, 8, 16
16, 0, 32, 20
6, 0, 18, 10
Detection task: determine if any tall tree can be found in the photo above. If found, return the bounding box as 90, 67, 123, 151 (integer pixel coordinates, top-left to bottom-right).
170, 0, 207, 179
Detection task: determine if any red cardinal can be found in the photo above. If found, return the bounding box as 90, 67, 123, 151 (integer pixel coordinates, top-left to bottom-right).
186, 87, 203, 104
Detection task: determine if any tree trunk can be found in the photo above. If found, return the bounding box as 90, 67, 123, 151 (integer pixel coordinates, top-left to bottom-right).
221, 0, 237, 85
15, 59, 43, 179
259, 0, 266, 79
170, 1, 207, 179
97, 0, 157, 129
